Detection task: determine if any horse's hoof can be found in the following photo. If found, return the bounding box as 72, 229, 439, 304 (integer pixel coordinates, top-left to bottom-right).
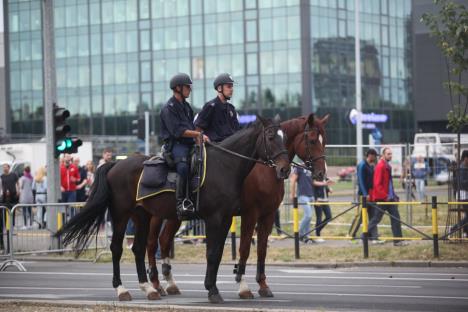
147, 291, 161, 300
118, 291, 132, 301
239, 290, 254, 299
258, 287, 274, 297
208, 293, 225, 304
157, 285, 168, 296
166, 285, 181, 295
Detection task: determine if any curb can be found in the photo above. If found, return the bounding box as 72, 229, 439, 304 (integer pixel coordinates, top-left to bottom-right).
0, 299, 327, 312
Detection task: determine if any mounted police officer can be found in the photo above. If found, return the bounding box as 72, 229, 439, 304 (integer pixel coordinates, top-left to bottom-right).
194, 73, 240, 142
160, 73, 209, 220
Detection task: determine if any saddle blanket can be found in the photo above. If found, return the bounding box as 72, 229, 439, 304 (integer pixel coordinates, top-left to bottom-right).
136, 146, 206, 201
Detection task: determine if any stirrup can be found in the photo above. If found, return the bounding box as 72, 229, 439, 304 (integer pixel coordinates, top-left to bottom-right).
181, 198, 194, 212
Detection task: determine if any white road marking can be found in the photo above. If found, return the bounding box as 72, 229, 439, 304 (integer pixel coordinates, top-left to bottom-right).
279, 269, 468, 277
124, 280, 421, 289
2, 271, 468, 282
0, 288, 466, 301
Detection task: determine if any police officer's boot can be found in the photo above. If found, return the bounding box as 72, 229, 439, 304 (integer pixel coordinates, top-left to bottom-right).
175, 174, 195, 220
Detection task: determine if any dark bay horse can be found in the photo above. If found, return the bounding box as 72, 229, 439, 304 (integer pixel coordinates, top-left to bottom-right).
57, 117, 290, 304
146, 114, 329, 298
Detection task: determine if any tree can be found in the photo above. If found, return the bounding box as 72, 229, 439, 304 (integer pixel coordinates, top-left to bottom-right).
421, 0, 468, 163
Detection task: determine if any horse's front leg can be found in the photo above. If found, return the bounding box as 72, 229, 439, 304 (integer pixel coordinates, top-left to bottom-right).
255, 212, 276, 297
160, 219, 182, 295
204, 215, 232, 304
236, 209, 257, 299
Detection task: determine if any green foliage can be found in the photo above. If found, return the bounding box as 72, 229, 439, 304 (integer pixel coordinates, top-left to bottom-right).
421, 0, 468, 135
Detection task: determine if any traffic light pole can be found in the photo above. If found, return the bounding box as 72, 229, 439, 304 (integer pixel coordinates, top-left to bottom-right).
43, 0, 60, 246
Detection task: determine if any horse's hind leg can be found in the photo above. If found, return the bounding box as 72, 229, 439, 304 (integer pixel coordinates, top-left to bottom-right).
236, 210, 257, 299
147, 216, 167, 296
132, 208, 160, 300
256, 212, 275, 297
159, 219, 182, 295
110, 213, 132, 301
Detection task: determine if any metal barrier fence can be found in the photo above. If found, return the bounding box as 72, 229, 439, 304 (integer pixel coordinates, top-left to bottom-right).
0, 202, 110, 272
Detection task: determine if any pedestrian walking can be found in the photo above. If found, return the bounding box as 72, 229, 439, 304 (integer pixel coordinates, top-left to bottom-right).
412, 155, 429, 201
314, 177, 334, 242
32, 166, 47, 229
1, 163, 19, 226
369, 147, 408, 246
19, 166, 34, 229
290, 165, 314, 243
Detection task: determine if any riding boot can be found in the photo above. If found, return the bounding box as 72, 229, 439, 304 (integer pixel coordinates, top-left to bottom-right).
175, 174, 195, 220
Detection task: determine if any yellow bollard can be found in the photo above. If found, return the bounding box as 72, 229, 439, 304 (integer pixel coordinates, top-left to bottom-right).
432, 196, 439, 258
230, 216, 237, 260
293, 197, 300, 259
57, 212, 63, 231
293, 206, 299, 234
5, 211, 10, 231
230, 216, 237, 233
361, 197, 369, 258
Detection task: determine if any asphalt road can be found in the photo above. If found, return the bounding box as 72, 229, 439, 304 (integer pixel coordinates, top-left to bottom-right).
0, 261, 467, 311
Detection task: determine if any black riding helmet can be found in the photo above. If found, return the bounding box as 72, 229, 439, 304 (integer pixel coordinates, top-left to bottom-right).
170, 73, 192, 90
213, 73, 234, 100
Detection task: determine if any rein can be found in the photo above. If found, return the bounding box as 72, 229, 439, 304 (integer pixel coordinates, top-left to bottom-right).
205, 125, 288, 168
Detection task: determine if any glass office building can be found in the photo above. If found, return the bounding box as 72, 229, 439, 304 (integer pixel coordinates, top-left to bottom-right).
4, 0, 414, 145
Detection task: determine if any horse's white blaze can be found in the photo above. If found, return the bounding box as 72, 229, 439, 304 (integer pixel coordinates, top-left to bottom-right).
139, 282, 157, 295
277, 130, 284, 139
238, 277, 251, 294
116, 285, 128, 296
319, 134, 323, 144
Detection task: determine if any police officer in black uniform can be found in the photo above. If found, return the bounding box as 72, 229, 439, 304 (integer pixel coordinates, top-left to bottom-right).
194, 73, 240, 142
160, 73, 209, 220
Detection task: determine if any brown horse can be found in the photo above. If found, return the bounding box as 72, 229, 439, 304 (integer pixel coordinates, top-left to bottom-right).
145, 114, 329, 298
57, 117, 290, 304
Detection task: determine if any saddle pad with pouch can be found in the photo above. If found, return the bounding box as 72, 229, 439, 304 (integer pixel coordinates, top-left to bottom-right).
136, 145, 207, 201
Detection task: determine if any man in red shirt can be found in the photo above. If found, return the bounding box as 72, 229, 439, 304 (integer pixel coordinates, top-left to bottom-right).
60, 154, 80, 217
369, 147, 408, 246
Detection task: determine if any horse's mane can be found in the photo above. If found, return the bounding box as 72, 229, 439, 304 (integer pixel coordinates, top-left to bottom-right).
216, 119, 263, 149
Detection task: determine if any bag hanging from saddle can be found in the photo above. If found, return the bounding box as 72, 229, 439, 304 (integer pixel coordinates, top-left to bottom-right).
140, 157, 169, 189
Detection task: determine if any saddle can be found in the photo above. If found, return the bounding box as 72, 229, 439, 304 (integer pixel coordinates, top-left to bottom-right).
136, 145, 206, 202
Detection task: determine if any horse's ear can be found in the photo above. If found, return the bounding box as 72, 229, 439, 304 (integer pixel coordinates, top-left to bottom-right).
320, 113, 330, 125
307, 113, 315, 127
273, 114, 281, 123
256, 114, 268, 126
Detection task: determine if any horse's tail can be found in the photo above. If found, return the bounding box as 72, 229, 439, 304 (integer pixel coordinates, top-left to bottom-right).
55, 161, 116, 256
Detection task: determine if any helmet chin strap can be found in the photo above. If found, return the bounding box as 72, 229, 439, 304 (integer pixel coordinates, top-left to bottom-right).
218, 85, 231, 101
175, 86, 189, 99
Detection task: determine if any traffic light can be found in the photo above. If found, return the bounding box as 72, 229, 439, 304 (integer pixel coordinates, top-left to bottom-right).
132, 118, 145, 140
56, 137, 83, 155
53, 104, 82, 158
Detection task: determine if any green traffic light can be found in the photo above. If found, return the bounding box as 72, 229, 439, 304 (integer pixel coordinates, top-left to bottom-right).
56, 138, 73, 152
56, 140, 66, 151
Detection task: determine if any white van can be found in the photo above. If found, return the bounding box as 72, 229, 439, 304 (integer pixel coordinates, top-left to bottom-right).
412, 133, 468, 183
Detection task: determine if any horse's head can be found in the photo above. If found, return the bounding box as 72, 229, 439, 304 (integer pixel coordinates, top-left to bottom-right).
255, 116, 291, 179
292, 113, 330, 180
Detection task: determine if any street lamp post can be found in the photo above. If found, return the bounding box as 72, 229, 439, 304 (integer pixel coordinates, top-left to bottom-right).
355, 0, 363, 163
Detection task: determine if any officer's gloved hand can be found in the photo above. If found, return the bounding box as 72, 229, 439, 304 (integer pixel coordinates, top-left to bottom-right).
196, 134, 210, 145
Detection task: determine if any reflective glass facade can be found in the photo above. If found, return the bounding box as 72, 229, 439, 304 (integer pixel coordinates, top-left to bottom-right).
5, 0, 414, 144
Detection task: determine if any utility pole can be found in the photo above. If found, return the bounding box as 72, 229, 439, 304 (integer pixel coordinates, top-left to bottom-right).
355, 0, 363, 163
42, 0, 60, 241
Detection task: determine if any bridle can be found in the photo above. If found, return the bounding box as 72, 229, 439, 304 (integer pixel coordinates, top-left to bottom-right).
291, 122, 326, 173
205, 124, 288, 168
